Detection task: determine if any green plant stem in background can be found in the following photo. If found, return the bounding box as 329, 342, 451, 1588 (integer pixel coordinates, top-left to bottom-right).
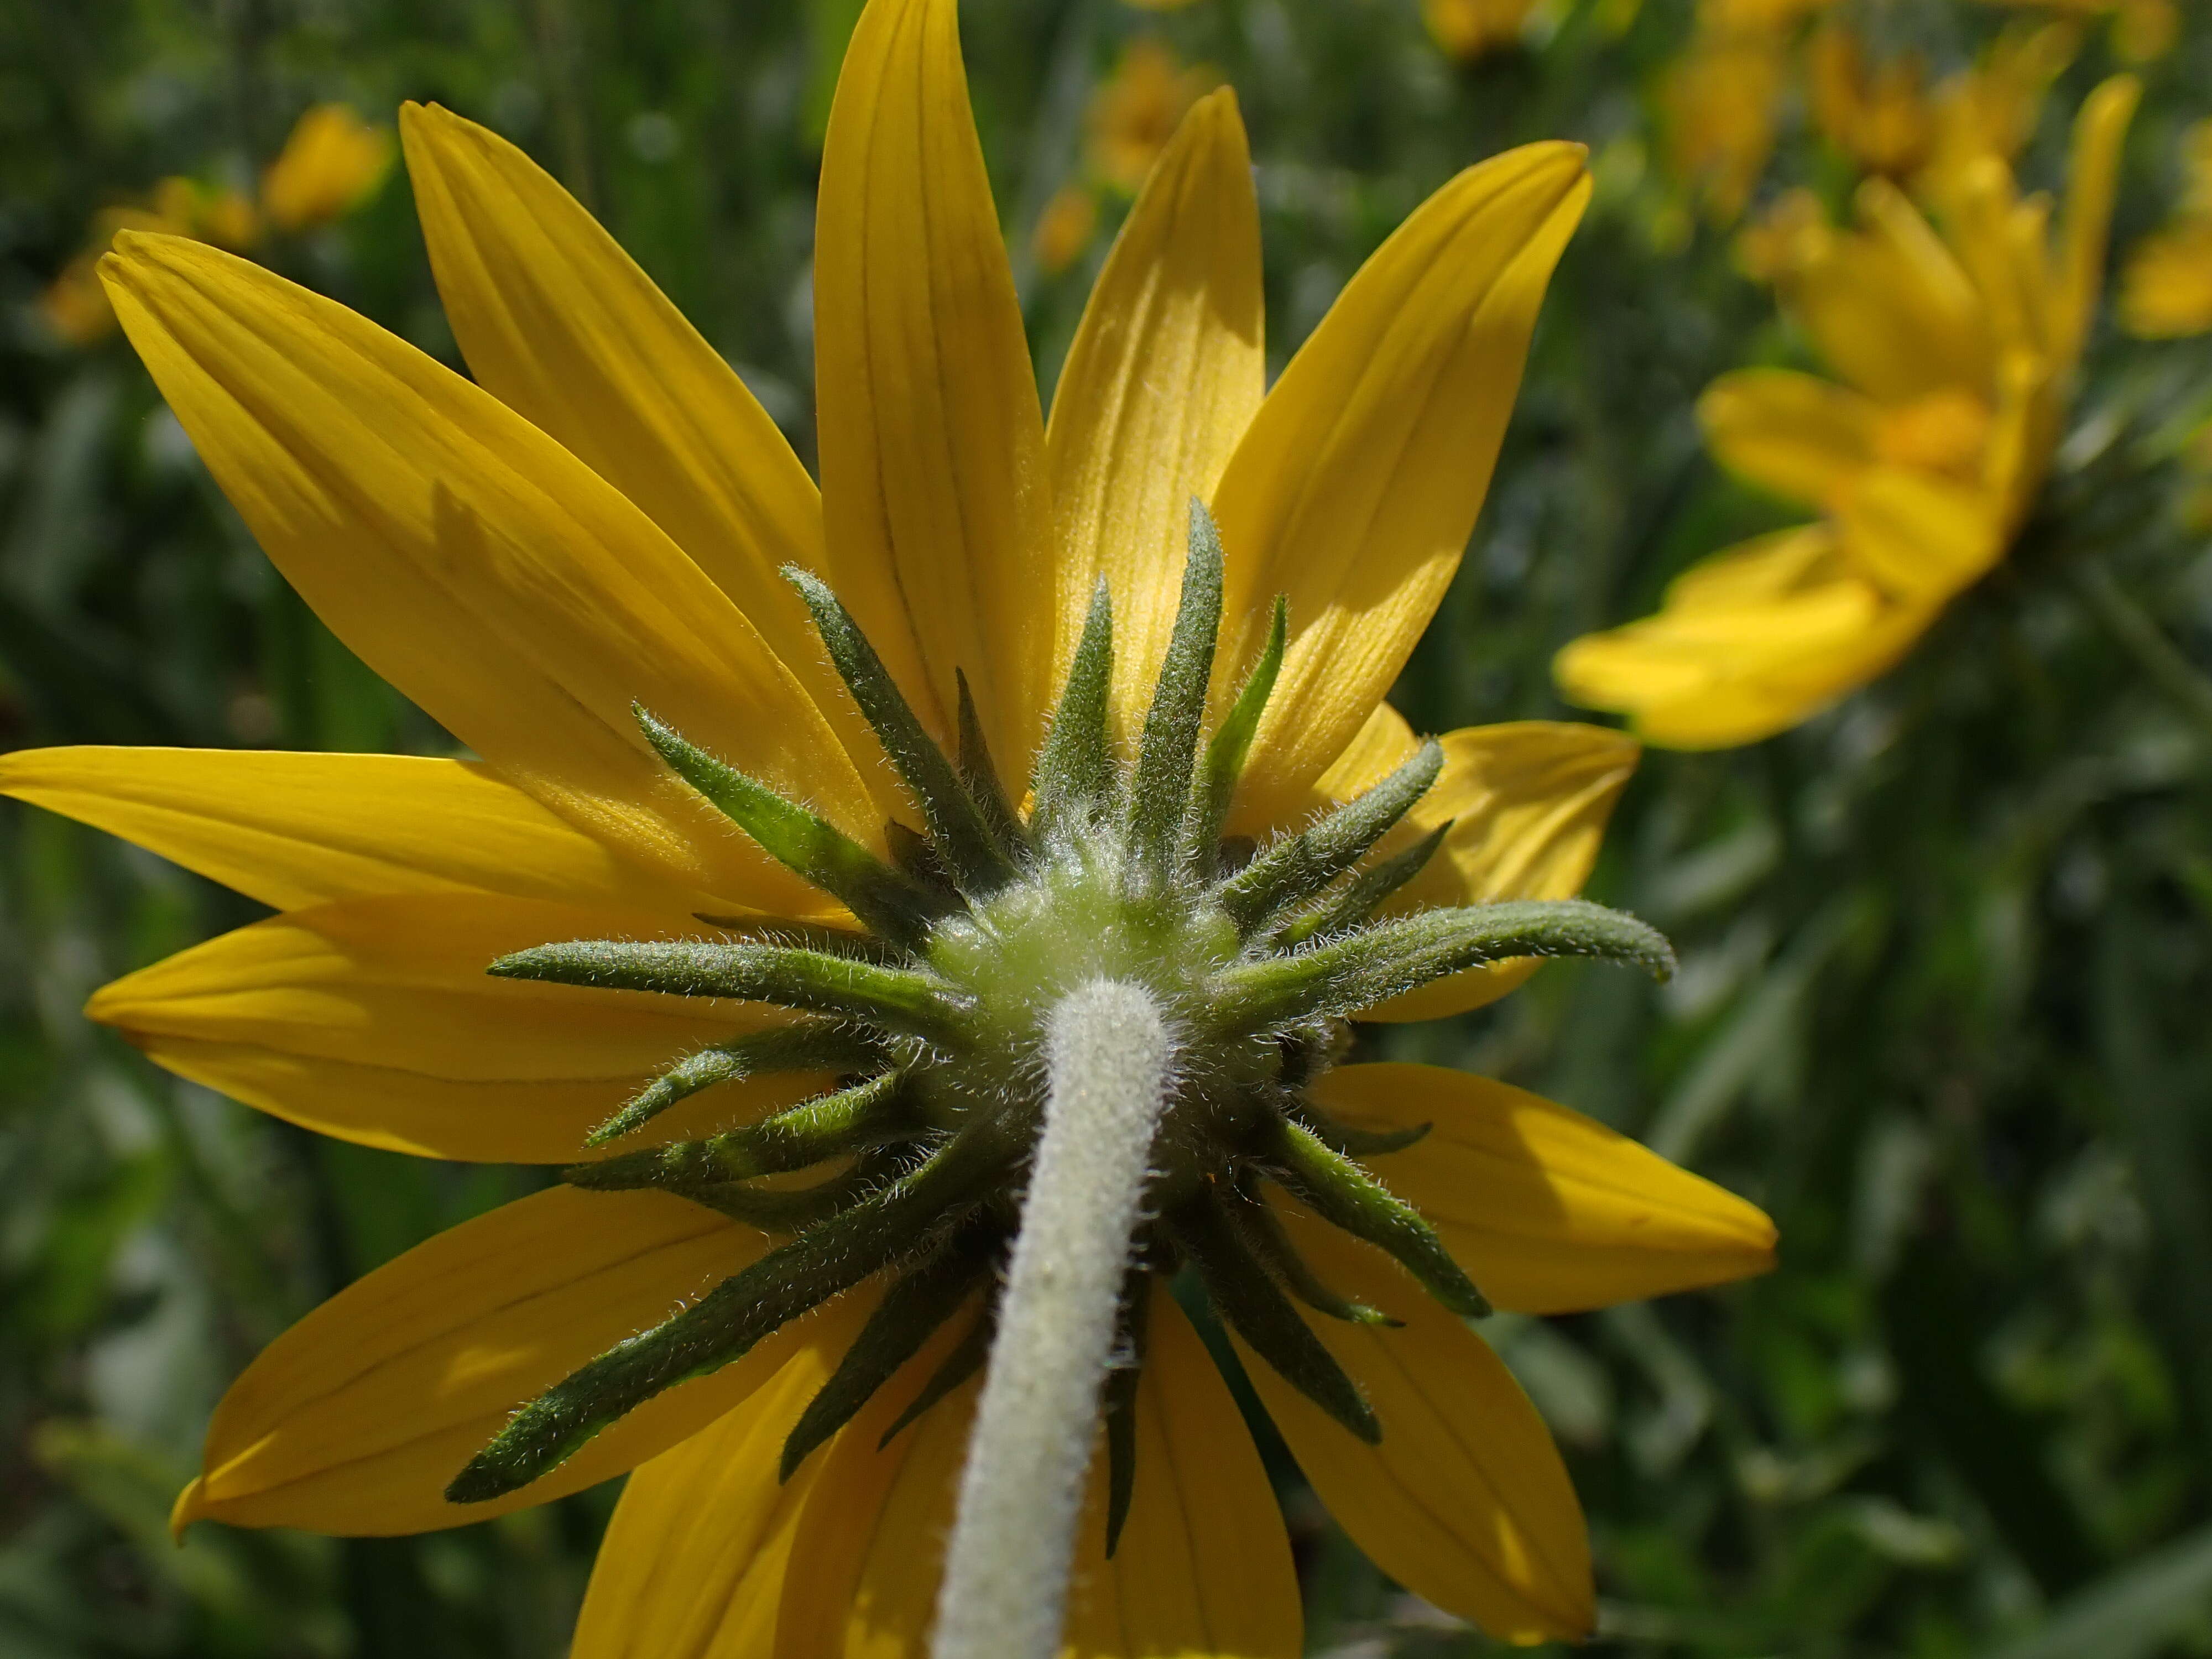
2064, 562, 2212, 747
931, 980, 1172, 1659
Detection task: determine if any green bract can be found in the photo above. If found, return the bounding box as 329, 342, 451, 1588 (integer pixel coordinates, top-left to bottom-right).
447, 503, 1675, 1549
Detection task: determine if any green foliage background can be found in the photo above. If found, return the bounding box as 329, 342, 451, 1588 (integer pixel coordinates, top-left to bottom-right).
4, 0, 2212, 1653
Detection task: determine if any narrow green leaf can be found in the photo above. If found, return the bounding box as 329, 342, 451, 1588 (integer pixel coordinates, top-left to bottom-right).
780, 1231, 994, 1480
1223, 1181, 1400, 1327
1171, 1196, 1379, 1444
489, 938, 961, 1040
784, 567, 1016, 897
954, 668, 1029, 861
1261, 1119, 1489, 1318
1219, 740, 1443, 936
1124, 500, 1224, 881
1183, 594, 1286, 878
446, 1128, 1005, 1504
879, 1303, 993, 1448
571, 1071, 910, 1185
636, 706, 935, 946
1271, 821, 1451, 949
583, 1020, 888, 1146
1215, 899, 1676, 1025
1030, 578, 1115, 842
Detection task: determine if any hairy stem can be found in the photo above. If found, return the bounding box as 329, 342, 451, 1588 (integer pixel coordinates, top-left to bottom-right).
931, 980, 1172, 1659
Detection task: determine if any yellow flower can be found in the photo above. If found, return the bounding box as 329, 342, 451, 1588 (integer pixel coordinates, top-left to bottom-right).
2121, 119, 2212, 338
1423, 0, 1542, 61
1558, 77, 2138, 748
1808, 22, 1934, 179
2, 0, 1777, 1649
261, 103, 396, 232
1032, 182, 1102, 275
1975, 0, 2177, 63
1086, 36, 1213, 195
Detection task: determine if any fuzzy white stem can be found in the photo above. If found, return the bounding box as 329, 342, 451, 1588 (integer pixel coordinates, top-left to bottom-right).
931, 979, 1172, 1659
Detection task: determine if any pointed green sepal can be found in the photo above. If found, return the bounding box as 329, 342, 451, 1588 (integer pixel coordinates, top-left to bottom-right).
779, 1232, 994, 1480
1285, 1094, 1432, 1159
1170, 1196, 1379, 1444
1183, 594, 1285, 879
1224, 1184, 1400, 1327
1124, 501, 1224, 881
446, 1128, 1006, 1504
489, 938, 962, 1040
636, 706, 936, 946
784, 567, 1015, 899
1215, 898, 1676, 1025
1272, 822, 1451, 950
955, 669, 1029, 862
683, 1155, 896, 1232
1220, 740, 1443, 937
1030, 578, 1115, 842
692, 916, 910, 963
1260, 1119, 1489, 1318
879, 1305, 993, 1448
571, 1071, 910, 1188
583, 1021, 888, 1147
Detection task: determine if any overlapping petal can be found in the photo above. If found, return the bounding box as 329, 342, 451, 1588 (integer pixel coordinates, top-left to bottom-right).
1046, 89, 1264, 747
100, 234, 875, 912
1311, 1063, 1776, 1311
173, 1185, 877, 1536
0, 747, 705, 916
569, 1341, 838, 1659
777, 1297, 1298, 1657
815, 0, 1052, 769
1212, 143, 1590, 828
1236, 1215, 1596, 1644
87, 894, 819, 1162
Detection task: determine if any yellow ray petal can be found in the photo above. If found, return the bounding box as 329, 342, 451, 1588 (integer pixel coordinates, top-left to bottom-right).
1213, 145, 1589, 830
1310, 1063, 1776, 1312
1698, 368, 1880, 510
1836, 465, 2004, 602
87, 895, 822, 1163
1061, 1295, 1303, 1658
570, 1340, 838, 1659
815, 0, 1051, 770
0, 746, 709, 916
174, 1185, 877, 1536
1045, 89, 1264, 749
99, 233, 876, 912
1235, 1213, 1595, 1644
1313, 701, 1420, 801
1365, 722, 1640, 1021
2053, 75, 2141, 369
776, 1295, 1297, 1658
396, 106, 902, 818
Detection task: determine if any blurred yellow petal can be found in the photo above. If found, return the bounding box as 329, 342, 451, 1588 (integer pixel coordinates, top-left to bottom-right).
0, 747, 705, 916
1214, 144, 1589, 828
816, 0, 1052, 768
778, 1295, 1297, 1658
1237, 1215, 1595, 1645
1368, 722, 1639, 1021
100, 235, 877, 911
570, 1341, 838, 1659
1698, 368, 1880, 510
1424, 0, 1540, 62
1554, 526, 1939, 747
1085, 40, 1214, 197
1310, 1063, 1777, 1312
1837, 465, 2004, 600
1784, 183, 1989, 403
1047, 88, 1264, 751
2053, 76, 2141, 367
86, 895, 818, 1162
260, 105, 393, 232
396, 105, 894, 811
176, 1185, 875, 1536
2121, 220, 2212, 338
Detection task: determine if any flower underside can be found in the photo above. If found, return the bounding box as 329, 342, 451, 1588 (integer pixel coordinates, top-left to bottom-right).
446, 503, 1673, 1552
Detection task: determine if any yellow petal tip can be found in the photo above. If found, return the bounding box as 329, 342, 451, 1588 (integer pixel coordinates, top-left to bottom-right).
169, 1475, 207, 1542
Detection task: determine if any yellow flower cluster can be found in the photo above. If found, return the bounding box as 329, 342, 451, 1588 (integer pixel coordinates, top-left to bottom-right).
41, 103, 392, 346
1560, 80, 2138, 746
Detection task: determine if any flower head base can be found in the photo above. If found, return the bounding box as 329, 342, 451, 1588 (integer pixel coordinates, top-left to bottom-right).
450, 507, 1672, 1524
